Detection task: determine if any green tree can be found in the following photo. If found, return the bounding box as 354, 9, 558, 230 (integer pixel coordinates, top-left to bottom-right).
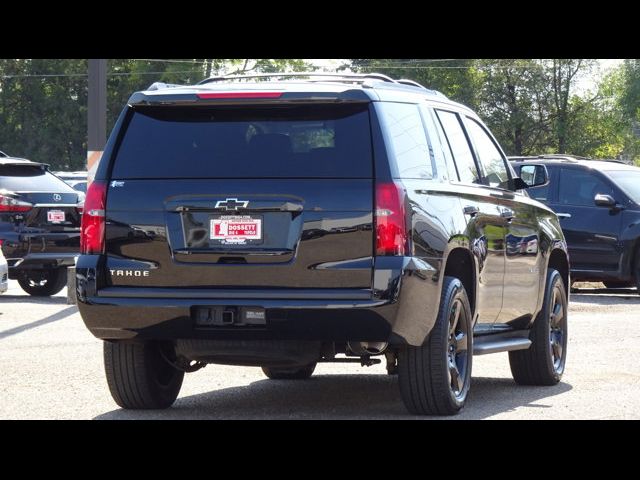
0, 59, 88, 169
0, 59, 311, 170
475, 59, 554, 155
621, 59, 640, 121
349, 59, 483, 109
564, 67, 626, 158
547, 59, 598, 154
106, 59, 312, 131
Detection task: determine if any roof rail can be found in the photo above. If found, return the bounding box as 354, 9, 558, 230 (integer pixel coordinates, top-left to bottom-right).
537, 154, 590, 160
195, 72, 398, 86
395, 79, 426, 89
147, 82, 187, 91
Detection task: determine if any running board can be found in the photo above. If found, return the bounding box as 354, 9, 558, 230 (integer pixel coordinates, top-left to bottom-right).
473, 332, 532, 355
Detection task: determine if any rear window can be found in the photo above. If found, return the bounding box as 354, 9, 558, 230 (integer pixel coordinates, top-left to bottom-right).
0, 165, 74, 192
112, 104, 373, 178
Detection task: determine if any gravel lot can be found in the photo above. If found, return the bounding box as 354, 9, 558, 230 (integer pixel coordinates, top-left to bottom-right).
1, 280, 639, 419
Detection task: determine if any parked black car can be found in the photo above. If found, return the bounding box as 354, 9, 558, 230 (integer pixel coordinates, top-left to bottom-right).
76, 73, 569, 415
0, 156, 82, 295
511, 155, 640, 290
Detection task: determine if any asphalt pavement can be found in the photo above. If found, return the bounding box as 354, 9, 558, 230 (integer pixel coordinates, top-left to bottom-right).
1, 280, 639, 419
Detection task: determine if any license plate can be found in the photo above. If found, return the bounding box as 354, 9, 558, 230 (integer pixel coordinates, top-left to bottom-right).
47, 210, 66, 223
210, 216, 262, 244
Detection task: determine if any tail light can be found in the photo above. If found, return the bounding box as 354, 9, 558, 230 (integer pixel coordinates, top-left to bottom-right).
375, 182, 408, 256
80, 181, 107, 254
196, 92, 283, 99
0, 194, 33, 213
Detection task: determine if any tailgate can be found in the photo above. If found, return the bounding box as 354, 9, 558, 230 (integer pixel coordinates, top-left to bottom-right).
104, 179, 373, 290
100, 101, 375, 294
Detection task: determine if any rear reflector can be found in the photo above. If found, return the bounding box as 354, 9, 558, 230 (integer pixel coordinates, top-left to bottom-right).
375, 182, 408, 256
196, 92, 283, 99
80, 181, 107, 254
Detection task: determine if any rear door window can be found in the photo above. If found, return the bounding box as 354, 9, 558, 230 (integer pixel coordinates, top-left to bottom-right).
112, 104, 373, 178
464, 117, 510, 188
435, 110, 480, 184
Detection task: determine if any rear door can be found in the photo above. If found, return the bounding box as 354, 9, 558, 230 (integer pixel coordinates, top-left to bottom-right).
462, 116, 542, 322
434, 108, 507, 324
104, 103, 375, 292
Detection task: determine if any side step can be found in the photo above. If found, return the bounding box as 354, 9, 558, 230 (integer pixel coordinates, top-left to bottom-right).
473, 330, 531, 355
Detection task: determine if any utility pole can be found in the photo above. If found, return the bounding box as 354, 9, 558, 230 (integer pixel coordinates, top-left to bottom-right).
87, 59, 107, 181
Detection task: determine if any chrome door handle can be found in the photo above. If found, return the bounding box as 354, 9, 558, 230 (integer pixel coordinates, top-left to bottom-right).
464, 205, 479, 216
556, 213, 572, 219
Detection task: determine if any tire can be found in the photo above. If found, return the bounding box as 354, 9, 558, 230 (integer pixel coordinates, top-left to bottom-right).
398, 276, 473, 416
17, 268, 67, 296
603, 281, 632, 289
509, 268, 568, 385
103, 341, 184, 409
262, 363, 316, 380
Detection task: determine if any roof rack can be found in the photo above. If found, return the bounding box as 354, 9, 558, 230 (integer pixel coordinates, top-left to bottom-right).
537, 154, 590, 160
509, 154, 630, 165
147, 82, 187, 91
395, 79, 426, 89
196, 72, 402, 86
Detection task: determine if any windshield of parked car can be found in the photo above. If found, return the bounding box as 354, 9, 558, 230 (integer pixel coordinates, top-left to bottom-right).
606, 170, 640, 205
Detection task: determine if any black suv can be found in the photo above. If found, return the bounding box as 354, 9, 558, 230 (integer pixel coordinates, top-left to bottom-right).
1, 156, 83, 295
76, 73, 569, 415
511, 155, 640, 290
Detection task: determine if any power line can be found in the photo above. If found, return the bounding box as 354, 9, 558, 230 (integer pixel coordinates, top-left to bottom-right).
358, 64, 546, 70
109, 70, 203, 76
1, 70, 204, 79
133, 58, 210, 65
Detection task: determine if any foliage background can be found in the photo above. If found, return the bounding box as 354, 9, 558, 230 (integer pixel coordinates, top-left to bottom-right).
1, 59, 639, 170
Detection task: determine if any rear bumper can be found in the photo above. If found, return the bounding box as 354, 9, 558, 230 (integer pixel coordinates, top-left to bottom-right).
76, 255, 441, 346
2, 230, 79, 272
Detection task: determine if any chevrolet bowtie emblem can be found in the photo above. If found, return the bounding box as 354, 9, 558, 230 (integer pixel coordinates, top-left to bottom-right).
215, 198, 249, 210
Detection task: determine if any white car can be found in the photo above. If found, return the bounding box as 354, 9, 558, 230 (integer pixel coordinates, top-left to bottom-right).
0, 246, 8, 294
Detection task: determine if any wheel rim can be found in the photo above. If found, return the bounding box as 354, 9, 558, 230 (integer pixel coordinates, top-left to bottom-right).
548, 284, 567, 373
447, 298, 469, 399
24, 271, 53, 288
154, 343, 180, 388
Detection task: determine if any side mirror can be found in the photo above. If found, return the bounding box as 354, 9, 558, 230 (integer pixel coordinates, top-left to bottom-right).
594, 193, 618, 209
518, 164, 549, 188
510, 177, 529, 190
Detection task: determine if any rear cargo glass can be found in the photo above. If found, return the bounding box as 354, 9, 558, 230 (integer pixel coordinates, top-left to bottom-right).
112, 104, 373, 178
0, 166, 74, 192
